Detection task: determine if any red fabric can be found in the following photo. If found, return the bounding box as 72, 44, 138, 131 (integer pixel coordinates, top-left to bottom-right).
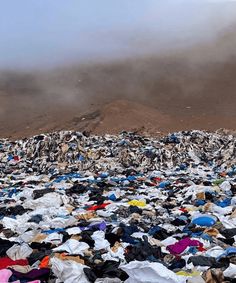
179, 207, 188, 213
198, 246, 207, 252
0, 257, 28, 269
153, 177, 162, 182
87, 203, 110, 211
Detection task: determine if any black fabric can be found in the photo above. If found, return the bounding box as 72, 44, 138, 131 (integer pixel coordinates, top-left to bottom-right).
220, 228, 236, 238
188, 256, 229, 268
32, 188, 54, 199
0, 238, 16, 256
129, 205, 142, 215
218, 237, 235, 246
119, 223, 139, 244
28, 250, 52, 265
66, 183, 88, 195
105, 233, 121, 246
0, 205, 30, 216
84, 260, 128, 283
28, 214, 43, 223
125, 236, 164, 263
171, 218, 187, 226
2, 229, 15, 238
168, 258, 186, 270
80, 231, 95, 248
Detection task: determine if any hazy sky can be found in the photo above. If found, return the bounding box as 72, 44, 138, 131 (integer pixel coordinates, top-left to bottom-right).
1, 0, 236, 69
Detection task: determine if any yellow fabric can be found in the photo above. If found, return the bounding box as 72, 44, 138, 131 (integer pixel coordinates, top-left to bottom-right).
128, 200, 146, 207
176, 270, 200, 277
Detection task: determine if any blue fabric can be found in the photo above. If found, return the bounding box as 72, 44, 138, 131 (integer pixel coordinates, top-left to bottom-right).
215, 198, 231, 208
120, 223, 139, 244
109, 194, 117, 201
179, 164, 187, 170
192, 216, 216, 227
127, 175, 137, 181
99, 173, 109, 178
78, 154, 85, 161
195, 200, 206, 206
191, 232, 203, 237
42, 228, 65, 234
188, 246, 198, 255
8, 188, 17, 198
159, 181, 170, 188
7, 154, 13, 161
54, 173, 81, 183
200, 233, 213, 242
148, 226, 161, 236
169, 134, 180, 143
217, 247, 236, 260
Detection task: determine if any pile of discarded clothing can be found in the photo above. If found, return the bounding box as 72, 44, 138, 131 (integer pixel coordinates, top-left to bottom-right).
0, 130, 236, 282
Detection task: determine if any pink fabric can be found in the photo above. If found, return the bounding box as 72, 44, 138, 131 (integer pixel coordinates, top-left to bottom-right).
167, 237, 203, 254
0, 268, 40, 283
0, 269, 13, 282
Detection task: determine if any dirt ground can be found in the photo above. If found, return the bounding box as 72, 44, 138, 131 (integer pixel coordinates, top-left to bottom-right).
1, 37, 236, 139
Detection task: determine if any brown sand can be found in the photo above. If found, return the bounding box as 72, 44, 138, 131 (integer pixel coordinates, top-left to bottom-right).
1, 39, 236, 139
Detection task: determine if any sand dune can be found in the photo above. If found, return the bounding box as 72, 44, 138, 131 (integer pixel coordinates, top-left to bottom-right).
1, 27, 236, 139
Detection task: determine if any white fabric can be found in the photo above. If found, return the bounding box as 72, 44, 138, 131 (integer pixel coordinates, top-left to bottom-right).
95, 279, 122, 283
17, 230, 38, 243
231, 197, 236, 206
91, 231, 110, 250
161, 237, 178, 246
51, 257, 89, 283
66, 227, 82, 235
96, 210, 113, 217
205, 246, 224, 258
211, 204, 233, 215
121, 261, 187, 283
223, 263, 236, 278
131, 232, 148, 239
101, 247, 125, 262
46, 216, 77, 229
6, 243, 33, 260
187, 276, 205, 283
1, 214, 32, 234
220, 181, 231, 191
218, 216, 236, 229
23, 193, 63, 209
44, 233, 63, 245
53, 239, 89, 255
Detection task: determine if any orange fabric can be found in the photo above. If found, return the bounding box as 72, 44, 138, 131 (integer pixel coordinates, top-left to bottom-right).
219, 172, 227, 177
39, 256, 50, 268
204, 228, 219, 237
196, 192, 205, 200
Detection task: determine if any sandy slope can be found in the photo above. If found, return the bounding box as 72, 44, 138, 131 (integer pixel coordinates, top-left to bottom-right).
1, 29, 236, 139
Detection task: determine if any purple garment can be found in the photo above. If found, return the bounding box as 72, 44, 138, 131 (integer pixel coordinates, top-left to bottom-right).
10, 268, 50, 280
167, 237, 203, 255
80, 221, 106, 231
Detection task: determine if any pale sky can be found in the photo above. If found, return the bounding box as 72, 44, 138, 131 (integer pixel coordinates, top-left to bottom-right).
1, 0, 236, 69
